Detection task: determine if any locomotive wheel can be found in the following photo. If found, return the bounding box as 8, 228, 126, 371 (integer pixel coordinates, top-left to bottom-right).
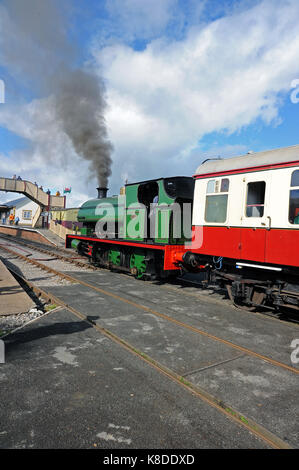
226, 284, 266, 311
130, 254, 147, 280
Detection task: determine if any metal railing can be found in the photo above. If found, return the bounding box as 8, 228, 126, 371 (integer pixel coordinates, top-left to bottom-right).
0, 177, 66, 209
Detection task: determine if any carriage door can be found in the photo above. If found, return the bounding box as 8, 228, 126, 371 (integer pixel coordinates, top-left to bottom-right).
240, 173, 271, 263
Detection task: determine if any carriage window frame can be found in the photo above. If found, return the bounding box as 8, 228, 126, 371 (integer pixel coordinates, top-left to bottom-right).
289, 170, 299, 225
206, 180, 216, 194
245, 181, 266, 218
204, 178, 230, 224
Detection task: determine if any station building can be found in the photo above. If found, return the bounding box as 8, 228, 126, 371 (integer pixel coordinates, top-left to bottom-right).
0, 196, 40, 227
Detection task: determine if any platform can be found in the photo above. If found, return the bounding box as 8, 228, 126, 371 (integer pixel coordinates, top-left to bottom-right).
0, 225, 65, 247
36, 228, 66, 247
0, 260, 34, 315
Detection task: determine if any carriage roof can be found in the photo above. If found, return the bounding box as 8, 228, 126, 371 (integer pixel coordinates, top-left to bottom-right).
194, 144, 299, 177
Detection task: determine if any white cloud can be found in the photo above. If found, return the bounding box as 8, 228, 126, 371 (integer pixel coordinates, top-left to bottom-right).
1, 0, 299, 203
102, 0, 179, 42
92, 0, 299, 184
0, 97, 98, 207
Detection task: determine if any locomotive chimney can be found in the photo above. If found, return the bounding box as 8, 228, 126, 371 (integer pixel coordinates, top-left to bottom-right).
97, 187, 108, 199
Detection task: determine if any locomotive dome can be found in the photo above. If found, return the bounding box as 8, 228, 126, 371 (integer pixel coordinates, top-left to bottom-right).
195, 144, 299, 176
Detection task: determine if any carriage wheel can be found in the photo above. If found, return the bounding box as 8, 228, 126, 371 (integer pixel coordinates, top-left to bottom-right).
226, 284, 266, 311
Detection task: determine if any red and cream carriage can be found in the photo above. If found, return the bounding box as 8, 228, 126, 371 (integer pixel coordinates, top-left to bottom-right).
183, 145, 299, 309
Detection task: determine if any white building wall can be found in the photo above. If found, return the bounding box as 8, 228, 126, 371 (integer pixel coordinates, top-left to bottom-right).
14, 200, 39, 226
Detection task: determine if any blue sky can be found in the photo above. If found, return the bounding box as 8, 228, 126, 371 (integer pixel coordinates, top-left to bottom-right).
0, 0, 299, 206
200, 97, 299, 153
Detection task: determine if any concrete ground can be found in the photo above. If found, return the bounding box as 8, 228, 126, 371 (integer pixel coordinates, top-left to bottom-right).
0, 260, 34, 315
0, 308, 269, 449
0, 267, 298, 448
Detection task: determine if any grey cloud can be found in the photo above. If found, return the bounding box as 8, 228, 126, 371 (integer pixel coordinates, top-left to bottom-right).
0, 0, 113, 187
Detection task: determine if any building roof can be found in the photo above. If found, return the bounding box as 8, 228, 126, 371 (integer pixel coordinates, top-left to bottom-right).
0, 196, 29, 207
194, 144, 299, 177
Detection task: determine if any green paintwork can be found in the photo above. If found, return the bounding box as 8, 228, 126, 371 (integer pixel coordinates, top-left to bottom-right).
76, 177, 193, 244
78, 196, 125, 224
108, 249, 121, 266
80, 227, 93, 236
154, 206, 171, 243
124, 179, 186, 244
124, 179, 174, 206
71, 239, 81, 250
125, 205, 146, 241
130, 253, 147, 279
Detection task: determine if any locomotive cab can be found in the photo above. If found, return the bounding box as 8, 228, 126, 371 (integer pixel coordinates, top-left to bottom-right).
125, 176, 194, 244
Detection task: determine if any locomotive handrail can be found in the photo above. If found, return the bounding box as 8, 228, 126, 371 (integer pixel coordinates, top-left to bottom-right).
267, 215, 272, 230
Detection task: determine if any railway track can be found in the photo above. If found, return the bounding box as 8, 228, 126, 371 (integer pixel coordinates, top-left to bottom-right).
1, 263, 292, 449
0, 236, 298, 376
0, 235, 298, 448
1, 232, 298, 325
0, 233, 96, 270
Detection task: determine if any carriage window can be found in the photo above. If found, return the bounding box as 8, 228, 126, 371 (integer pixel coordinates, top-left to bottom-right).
205, 195, 228, 223
205, 178, 229, 223
246, 181, 265, 217
289, 170, 299, 224
291, 170, 299, 187
207, 178, 229, 194
207, 180, 215, 193
221, 178, 229, 192
289, 190, 299, 224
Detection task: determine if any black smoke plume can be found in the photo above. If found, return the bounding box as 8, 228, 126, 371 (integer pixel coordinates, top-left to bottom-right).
0, 0, 113, 186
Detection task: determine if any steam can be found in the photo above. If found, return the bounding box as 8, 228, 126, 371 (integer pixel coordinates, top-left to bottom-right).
0, 0, 113, 187
55, 69, 112, 187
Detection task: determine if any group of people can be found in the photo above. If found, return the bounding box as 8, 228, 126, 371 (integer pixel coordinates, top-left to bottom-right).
12, 175, 22, 181
12, 175, 62, 197
3, 175, 63, 228
35, 184, 60, 196
6, 213, 19, 225
34, 182, 45, 191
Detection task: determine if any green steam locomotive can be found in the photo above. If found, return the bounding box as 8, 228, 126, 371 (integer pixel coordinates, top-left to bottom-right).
66, 177, 194, 279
